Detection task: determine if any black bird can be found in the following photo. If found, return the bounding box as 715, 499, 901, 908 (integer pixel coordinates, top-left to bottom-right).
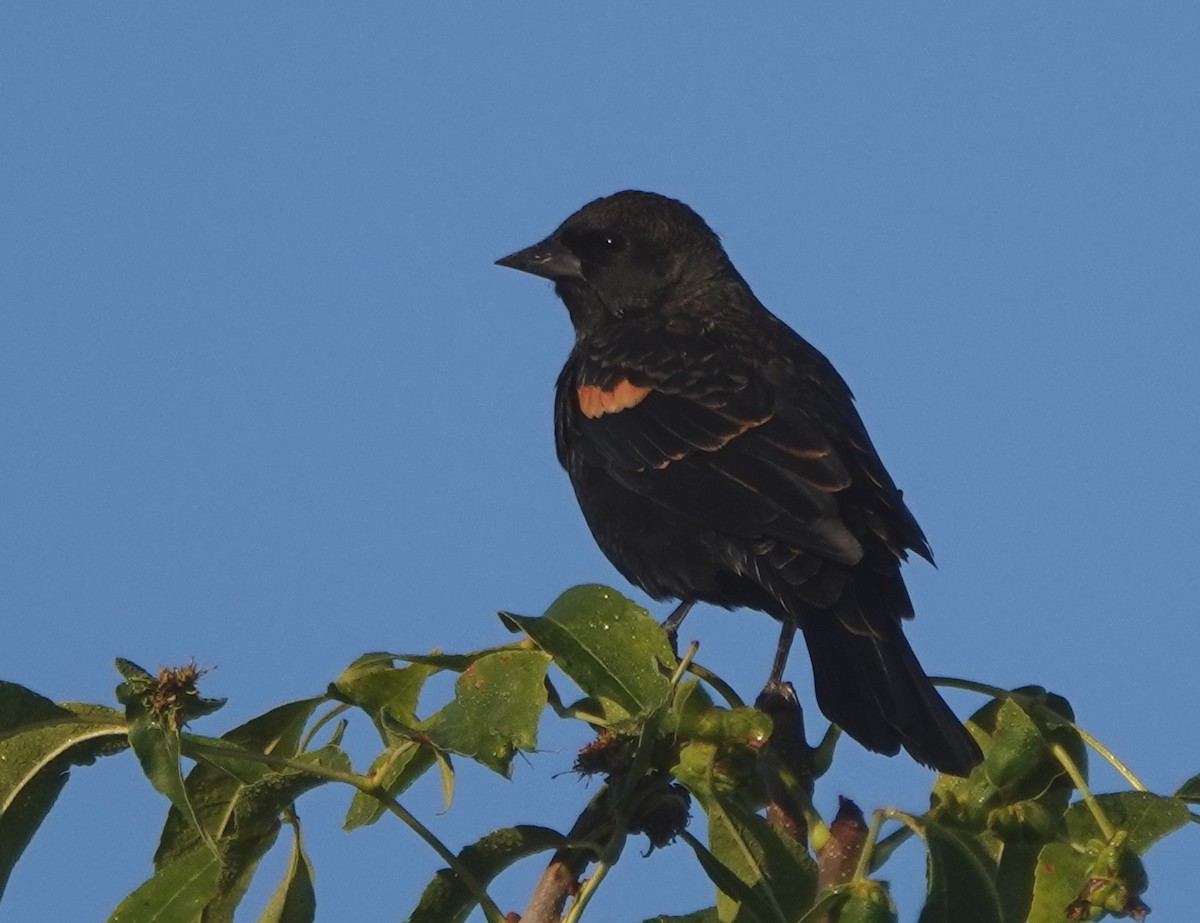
497, 190, 981, 775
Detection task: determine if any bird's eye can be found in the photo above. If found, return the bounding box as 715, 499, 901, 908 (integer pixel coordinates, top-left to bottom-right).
560, 229, 628, 261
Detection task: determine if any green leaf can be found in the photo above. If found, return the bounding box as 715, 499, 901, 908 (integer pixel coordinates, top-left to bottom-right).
127, 708, 198, 834
987, 799, 1056, 846
208, 745, 349, 922
115, 657, 156, 689
434, 749, 455, 812
0, 681, 78, 732
993, 840, 1041, 923
146, 699, 340, 922
331, 654, 436, 735
421, 649, 550, 775
643, 910, 722, 923
930, 688, 1082, 833
343, 740, 436, 830
674, 732, 768, 808
678, 738, 815, 923
397, 644, 529, 673
158, 698, 323, 866
672, 678, 716, 730
257, 821, 316, 923
1028, 841, 1092, 923
501, 584, 674, 720
406, 825, 565, 923
981, 699, 1047, 791
108, 844, 222, 923
1174, 773, 1200, 804
822, 880, 898, 923
709, 808, 815, 922
206, 830, 283, 923
673, 677, 773, 753
117, 660, 225, 860
680, 705, 773, 751
0, 684, 127, 896
1063, 791, 1190, 854
681, 831, 780, 923
917, 820, 1003, 923
1031, 834, 1150, 922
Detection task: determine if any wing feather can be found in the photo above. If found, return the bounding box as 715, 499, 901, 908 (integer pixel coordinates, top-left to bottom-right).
557, 324, 927, 572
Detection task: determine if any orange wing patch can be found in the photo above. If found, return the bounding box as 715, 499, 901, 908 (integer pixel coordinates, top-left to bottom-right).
577, 379, 652, 418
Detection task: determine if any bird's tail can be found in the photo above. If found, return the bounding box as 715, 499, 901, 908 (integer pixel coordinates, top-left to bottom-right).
799, 604, 982, 776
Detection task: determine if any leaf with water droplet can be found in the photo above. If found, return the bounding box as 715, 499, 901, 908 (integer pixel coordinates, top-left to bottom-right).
501, 584, 675, 721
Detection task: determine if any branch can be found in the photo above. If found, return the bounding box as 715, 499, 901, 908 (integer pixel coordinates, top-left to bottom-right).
521, 787, 613, 923
755, 681, 815, 845
817, 797, 867, 891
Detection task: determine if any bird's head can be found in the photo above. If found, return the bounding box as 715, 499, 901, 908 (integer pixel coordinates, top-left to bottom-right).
496, 190, 732, 335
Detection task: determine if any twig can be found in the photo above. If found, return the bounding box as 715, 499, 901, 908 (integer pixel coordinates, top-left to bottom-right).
521, 787, 613, 923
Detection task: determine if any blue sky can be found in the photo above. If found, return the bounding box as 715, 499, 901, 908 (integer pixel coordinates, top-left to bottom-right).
2, 4, 1197, 920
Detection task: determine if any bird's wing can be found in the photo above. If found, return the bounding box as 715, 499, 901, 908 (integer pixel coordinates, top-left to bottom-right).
558, 328, 887, 566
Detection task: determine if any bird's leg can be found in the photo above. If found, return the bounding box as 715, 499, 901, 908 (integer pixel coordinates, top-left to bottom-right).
661, 600, 695, 656
767, 620, 797, 687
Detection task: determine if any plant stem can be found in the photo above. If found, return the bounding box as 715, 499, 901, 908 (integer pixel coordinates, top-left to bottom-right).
669, 640, 700, 687
1051, 741, 1114, 840
525, 708, 671, 923
852, 809, 926, 884
563, 706, 673, 922
686, 660, 745, 708
522, 787, 613, 923
868, 824, 915, 873
851, 810, 886, 882
299, 702, 349, 751
931, 676, 1149, 794
927, 675, 1011, 699
183, 737, 507, 923
561, 855, 612, 923
810, 724, 841, 779
1071, 724, 1147, 791
544, 676, 611, 726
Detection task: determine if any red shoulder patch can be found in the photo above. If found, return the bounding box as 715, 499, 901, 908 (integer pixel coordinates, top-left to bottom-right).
577, 379, 652, 418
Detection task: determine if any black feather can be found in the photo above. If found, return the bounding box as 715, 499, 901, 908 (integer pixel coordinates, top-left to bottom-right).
499, 190, 981, 774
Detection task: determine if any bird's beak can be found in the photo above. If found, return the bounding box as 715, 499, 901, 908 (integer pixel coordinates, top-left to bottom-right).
495, 236, 584, 282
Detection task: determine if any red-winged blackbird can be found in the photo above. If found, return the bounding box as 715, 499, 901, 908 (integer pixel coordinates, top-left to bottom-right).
497, 190, 982, 775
